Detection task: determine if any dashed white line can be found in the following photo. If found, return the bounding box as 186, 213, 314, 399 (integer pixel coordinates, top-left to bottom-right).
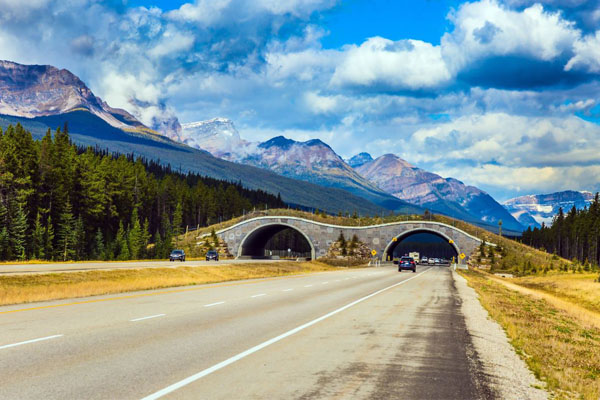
251, 294, 266, 298
0, 334, 63, 350
130, 314, 166, 322
304, 284, 313, 287
282, 289, 293, 292
141, 268, 431, 400
204, 301, 225, 307
322, 282, 329, 285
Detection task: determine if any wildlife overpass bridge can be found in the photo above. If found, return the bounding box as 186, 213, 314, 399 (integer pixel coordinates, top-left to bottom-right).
216, 216, 483, 263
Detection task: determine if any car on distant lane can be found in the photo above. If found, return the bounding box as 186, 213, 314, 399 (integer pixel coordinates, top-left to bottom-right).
206, 250, 219, 261
169, 249, 185, 262
398, 256, 416, 273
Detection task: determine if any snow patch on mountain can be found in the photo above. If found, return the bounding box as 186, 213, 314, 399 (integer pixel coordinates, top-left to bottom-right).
503, 190, 595, 228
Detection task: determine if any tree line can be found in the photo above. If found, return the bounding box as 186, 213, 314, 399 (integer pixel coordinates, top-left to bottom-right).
522, 193, 600, 267
0, 123, 285, 261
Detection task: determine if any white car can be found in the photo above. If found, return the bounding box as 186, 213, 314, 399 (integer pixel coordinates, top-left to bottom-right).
428, 258, 435, 265
421, 257, 428, 264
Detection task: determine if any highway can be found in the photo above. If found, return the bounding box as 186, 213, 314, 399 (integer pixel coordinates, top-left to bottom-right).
0, 265, 495, 399
0, 259, 284, 275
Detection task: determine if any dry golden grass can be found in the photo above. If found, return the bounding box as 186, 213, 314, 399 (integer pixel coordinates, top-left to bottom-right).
0, 262, 337, 306
461, 269, 600, 399
514, 273, 600, 314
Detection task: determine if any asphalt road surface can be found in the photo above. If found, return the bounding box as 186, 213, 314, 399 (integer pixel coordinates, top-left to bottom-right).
0, 258, 284, 275
0, 265, 495, 399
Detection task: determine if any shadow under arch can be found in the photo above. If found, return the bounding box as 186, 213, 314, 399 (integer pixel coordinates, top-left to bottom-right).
383, 228, 460, 261
238, 223, 316, 260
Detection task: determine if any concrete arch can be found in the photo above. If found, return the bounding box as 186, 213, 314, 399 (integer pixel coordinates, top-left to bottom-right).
383, 228, 461, 261
237, 222, 316, 260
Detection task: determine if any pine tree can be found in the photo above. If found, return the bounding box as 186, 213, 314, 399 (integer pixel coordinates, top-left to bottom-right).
337, 232, 347, 256
57, 201, 76, 261
32, 212, 45, 259
141, 218, 151, 259
0, 199, 8, 260
92, 228, 105, 260
9, 198, 28, 261
44, 216, 55, 260
128, 208, 143, 260
172, 202, 183, 246
210, 228, 219, 250
115, 221, 130, 261
74, 216, 85, 260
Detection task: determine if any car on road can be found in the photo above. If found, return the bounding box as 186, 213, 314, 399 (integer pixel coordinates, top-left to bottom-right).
428, 258, 435, 265
169, 249, 185, 262
206, 250, 219, 261
398, 256, 416, 272
421, 257, 428, 264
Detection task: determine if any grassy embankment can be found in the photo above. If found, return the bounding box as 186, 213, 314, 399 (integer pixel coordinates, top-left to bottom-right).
461, 267, 600, 399
0, 261, 337, 306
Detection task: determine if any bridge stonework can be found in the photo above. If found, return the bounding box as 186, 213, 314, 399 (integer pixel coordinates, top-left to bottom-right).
216, 216, 482, 263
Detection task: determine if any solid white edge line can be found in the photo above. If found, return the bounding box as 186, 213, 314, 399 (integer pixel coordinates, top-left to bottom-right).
140, 267, 431, 400
204, 302, 225, 307
0, 334, 63, 350
251, 294, 266, 298
282, 289, 293, 292
130, 314, 166, 322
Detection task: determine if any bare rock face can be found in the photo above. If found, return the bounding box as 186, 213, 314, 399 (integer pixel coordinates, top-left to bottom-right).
356, 153, 524, 232
0, 60, 146, 131
174, 120, 404, 210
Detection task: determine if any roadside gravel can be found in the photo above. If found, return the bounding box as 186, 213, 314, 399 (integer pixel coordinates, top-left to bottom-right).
453, 270, 548, 400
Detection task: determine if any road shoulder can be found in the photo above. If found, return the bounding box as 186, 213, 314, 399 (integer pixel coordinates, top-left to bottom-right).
453, 270, 548, 400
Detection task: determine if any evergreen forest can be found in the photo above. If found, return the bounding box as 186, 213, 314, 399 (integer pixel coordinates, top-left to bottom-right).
522, 194, 600, 268
0, 124, 285, 261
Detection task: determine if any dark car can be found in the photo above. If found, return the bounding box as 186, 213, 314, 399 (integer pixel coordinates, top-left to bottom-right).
169, 249, 185, 262
206, 250, 219, 261
398, 256, 416, 273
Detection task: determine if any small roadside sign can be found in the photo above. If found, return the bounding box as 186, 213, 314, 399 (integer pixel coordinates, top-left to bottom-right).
449, 239, 454, 244
392, 237, 398, 242
371, 249, 377, 256
459, 253, 466, 259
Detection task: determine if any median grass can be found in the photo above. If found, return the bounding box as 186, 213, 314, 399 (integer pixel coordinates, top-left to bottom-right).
460, 269, 600, 399
0, 262, 338, 306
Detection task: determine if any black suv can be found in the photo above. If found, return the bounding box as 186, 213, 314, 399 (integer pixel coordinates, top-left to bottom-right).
206, 250, 219, 261
169, 249, 185, 262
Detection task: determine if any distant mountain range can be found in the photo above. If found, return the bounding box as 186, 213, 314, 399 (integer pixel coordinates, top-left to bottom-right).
178, 118, 524, 233
503, 191, 596, 228
0, 60, 395, 216
176, 119, 421, 213
355, 153, 524, 232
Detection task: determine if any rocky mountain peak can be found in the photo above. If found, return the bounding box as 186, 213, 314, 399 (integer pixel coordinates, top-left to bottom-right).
347, 152, 373, 168
0, 59, 147, 131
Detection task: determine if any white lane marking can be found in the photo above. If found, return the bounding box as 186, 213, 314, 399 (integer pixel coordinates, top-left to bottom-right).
251, 294, 266, 298
130, 314, 166, 322
0, 334, 63, 350
322, 281, 329, 284
304, 284, 313, 287
141, 268, 431, 400
282, 289, 293, 292
204, 302, 225, 307
344, 278, 349, 281
335, 280, 340, 282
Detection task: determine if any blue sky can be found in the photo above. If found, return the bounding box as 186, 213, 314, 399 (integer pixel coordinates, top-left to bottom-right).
0, 0, 599, 200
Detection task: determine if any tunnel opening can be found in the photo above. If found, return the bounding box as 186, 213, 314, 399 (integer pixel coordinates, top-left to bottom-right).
385, 230, 459, 263
240, 224, 314, 260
